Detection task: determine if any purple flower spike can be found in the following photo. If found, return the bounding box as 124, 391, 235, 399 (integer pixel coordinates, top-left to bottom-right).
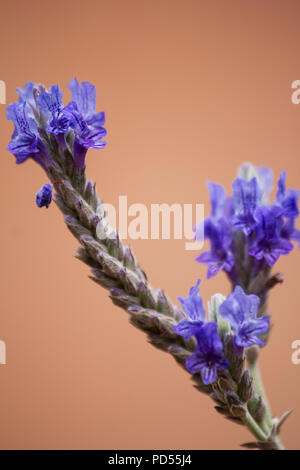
6, 78, 107, 174
195, 164, 300, 282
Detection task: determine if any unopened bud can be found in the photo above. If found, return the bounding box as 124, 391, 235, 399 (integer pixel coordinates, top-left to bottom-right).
226, 390, 241, 407
230, 404, 247, 418
239, 370, 254, 402
253, 396, 266, 423
218, 376, 238, 393
208, 293, 226, 322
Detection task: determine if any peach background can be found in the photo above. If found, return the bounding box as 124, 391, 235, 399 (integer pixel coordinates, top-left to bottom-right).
0, 0, 300, 450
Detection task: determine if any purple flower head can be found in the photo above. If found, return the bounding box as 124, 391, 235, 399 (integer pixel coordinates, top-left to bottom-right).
37, 85, 70, 135
249, 205, 293, 266
36, 183, 53, 208
7, 79, 108, 182
174, 280, 206, 339
219, 286, 269, 348
196, 218, 234, 279
231, 177, 262, 235
195, 164, 299, 284
186, 322, 229, 385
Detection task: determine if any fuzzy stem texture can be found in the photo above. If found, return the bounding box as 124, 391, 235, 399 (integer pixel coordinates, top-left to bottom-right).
47, 159, 286, 450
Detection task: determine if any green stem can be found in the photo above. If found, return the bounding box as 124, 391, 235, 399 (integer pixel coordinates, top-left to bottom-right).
274, 436, 285, 451
248, 361, 273, 428
248, 361, 285, 450
242, 412, 284, 449
242, 411, 268, 441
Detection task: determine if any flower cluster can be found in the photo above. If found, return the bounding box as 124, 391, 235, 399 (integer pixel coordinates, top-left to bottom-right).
196, 164, 300, 286
7, 79, 107, 207
174, 280, 269, 385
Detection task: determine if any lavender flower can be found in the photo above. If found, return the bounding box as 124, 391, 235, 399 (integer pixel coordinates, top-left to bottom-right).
65, 78, 107, 168
175, 281, 267, 383
16, 81, 37, 116
231, 177, 262, 235
186, 322, 229, 385
64, 102, 107, 168
36, 183, 53, 208
248, 205, 293, 266
196, 163, 300, 298
174, 279, 206, 339
7, 102, 40, 162
196, 218, 234, 279
219, 286, 269, 348
68, 78, 106, 129
37, 85, 70, 135
7, 79, 107, 179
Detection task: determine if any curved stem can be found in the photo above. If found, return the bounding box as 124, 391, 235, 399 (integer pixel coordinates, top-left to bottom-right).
242, 411, 268, 441
50, 156, 286, 450
242, 411, 284, 450
248, 361, 273, 428
248, 361, 285, 450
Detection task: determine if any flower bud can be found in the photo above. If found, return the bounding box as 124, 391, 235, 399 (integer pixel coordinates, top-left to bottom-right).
36, 183, 53, 208
208, 293, 231, 337
239, 370, 254, 402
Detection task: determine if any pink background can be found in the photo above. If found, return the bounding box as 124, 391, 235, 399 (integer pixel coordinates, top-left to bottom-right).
0, 0, 300, 449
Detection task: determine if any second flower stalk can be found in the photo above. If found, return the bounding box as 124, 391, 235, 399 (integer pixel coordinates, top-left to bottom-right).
174, 280, 283, 449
